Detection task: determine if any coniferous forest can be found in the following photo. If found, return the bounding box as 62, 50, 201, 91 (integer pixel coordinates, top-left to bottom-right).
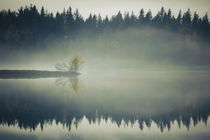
1, 2, 210, 140
0, 5, 209, 48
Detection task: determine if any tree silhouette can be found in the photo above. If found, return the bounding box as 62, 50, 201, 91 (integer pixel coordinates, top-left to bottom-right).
111, 11, 123, 28
0, 5, 209, 48
182, 9, 192, 26
145, 10, 152, 24
192, 12, 199, 30
139, 8, 145, 24
177, 10, 182, 25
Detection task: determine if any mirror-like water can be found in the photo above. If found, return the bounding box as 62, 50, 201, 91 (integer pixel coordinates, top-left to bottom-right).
0, 70, 210, 140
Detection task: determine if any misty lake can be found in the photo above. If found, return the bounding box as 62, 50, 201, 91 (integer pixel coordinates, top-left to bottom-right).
1, 0, 210, 139
0, 69, 210, 140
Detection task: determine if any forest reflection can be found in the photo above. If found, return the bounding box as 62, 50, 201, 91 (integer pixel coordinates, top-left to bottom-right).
0, 78, 210, 132
0, 71, 210, 133
0, 97, 209, 132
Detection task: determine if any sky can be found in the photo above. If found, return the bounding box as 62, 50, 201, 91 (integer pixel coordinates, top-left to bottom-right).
0, 0, 210, 18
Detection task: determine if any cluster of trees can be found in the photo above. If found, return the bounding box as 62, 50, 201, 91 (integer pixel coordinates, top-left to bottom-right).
0, 5, 209, 47
0, 99, 209, 132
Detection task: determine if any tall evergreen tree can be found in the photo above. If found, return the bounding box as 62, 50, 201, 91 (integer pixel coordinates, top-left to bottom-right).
202, 13, 209, 26
103, 16, 109, 27
40, 7, 45, 17
111, 11, 123, 28
177, 10, 182, 25
124, 12, 130, 27
160, 7, 165, 21
130, 11, 137, 25
139, 8, 145, 24
182, 9, 191, 26
66, 7, 74, 30
201, 13, 209, 35
192, 12, 199, 29
74, 9, 84, 30
145, 10, 152, 24
97, 14, 103, 28
152, 11, 161, 25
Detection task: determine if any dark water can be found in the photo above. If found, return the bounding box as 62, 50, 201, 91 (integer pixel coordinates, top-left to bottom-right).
0, 70, 210, 140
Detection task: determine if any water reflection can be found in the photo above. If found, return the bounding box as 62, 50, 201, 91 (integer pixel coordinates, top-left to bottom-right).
0, 71, 209, 134
55, 77, 83, 93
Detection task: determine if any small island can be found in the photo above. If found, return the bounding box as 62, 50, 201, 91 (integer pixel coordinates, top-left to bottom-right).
0, 55, 83, 79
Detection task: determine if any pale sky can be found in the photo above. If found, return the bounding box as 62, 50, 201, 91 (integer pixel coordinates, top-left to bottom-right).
0, 0, 210, 18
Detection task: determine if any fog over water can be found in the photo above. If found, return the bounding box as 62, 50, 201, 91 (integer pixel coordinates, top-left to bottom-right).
0, 10, 210, 139
0, 69, 210, 140
1, 27, 210, 71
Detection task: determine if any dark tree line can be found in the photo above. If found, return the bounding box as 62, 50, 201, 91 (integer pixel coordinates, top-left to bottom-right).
0, 98, 209, 132
0, 5, 209, 47
0, 87, 209, 132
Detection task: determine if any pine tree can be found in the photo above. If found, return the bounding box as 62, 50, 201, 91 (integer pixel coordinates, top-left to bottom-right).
40, 7, 45, 17
97, 14, 103, 28
145, 10, 152, 23
111, 11, 123, 28
139, 8, 145, 24
192, 12, 199, 29
74, 9, 84, 29
103, 16, 109, 27
160, 7, 165, 21
124, 12, 130, 27
177, 10, 182, 25
152, 11, 161, 25
66, 7, 74, 29
202, 13, 209, 26
130, 11, 137, 25
182, 9, 191, 25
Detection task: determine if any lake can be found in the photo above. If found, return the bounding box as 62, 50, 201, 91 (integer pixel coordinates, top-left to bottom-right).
0, 69, 210, 140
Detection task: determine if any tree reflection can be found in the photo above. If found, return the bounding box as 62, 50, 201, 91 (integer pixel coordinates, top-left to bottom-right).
0, 73, 210, 132
55, 77, 83, 93
0, 91, 209, 132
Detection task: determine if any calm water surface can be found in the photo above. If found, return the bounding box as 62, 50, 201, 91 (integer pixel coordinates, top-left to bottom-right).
0, 70, 210, 140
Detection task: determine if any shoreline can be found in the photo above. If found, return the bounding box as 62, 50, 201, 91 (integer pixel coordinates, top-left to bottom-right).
0, 70, 80, 79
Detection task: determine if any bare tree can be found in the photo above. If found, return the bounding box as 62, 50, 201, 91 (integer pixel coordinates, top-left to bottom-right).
55, 55, 84, 72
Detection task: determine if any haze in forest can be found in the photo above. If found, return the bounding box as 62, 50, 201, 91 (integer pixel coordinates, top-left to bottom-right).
0, 5, 209, 73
